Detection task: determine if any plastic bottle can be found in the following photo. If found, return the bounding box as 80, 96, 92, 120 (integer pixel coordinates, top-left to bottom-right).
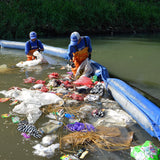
39, 121, 63, 134
65, 113, 75, 119
74, 148, 86, 158
79, 150, 89, 159
56, 109, 65, 117
12, 116, 20, 124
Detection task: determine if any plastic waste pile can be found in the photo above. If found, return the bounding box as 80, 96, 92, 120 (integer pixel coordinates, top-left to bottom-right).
16, 51, 56, 67
0, 67, 153, 159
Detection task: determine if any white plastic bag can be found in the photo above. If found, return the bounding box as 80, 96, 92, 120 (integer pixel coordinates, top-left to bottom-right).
33, 143, 59, 158
41, 135, 57, 146
75, 58, 93, 79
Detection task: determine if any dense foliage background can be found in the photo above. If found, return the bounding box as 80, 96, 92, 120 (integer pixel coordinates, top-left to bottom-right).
0, 0, 160, 40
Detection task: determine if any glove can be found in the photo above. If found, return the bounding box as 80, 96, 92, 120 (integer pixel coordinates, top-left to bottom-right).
38, 49, 41, 52
88, 54, 91, 60
70, 60, 75, 68
33, 56, 37, 59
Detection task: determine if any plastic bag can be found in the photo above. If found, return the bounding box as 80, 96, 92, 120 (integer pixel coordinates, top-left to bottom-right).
23, 77, 36, 83
33, 143, 59, 158
73, 76, 93, 87
0, 98, 10, 102
17, 120, 42, 138
75, 58, 93, 79
40, 86, 49, 92
35, 80, 46, 84
70, 93, 84, 101
60, 154, 79, 160
48, 72, 59, 79
130, 140, 160, 160
66, 122, 95, 132
84, 94, 100, 102
41, 135, 57, 146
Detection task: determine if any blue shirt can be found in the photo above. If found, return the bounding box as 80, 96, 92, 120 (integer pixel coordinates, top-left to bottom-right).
67, 36, 92, 60
25, 39, 44, 55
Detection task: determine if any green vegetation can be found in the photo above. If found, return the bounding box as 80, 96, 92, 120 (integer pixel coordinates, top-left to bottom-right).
0, 0, 160, 39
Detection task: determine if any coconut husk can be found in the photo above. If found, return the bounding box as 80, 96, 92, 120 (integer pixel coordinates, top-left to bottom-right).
61, 126, 133, 151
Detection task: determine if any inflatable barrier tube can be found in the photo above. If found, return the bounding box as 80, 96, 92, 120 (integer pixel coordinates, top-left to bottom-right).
107, 78, 160, 140
1, 40, 160, 141
0, 40, 68, 59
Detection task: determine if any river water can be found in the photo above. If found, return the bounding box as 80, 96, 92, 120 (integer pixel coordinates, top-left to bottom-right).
0, 34, 160, 160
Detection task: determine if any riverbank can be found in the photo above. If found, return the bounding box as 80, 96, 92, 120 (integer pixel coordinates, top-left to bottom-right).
0, 0, 160, 40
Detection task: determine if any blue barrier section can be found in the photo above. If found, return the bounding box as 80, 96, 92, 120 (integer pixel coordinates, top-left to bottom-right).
0, 40, 68, 59
107, 78, 160, 140
0, 40, 25, 49
43, 44, 68, 59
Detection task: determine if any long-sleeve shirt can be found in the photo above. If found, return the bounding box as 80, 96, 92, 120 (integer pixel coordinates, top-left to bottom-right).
67, 36, 92, 60
25, 39, 44, 55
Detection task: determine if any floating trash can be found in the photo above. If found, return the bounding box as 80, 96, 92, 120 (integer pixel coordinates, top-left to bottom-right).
0, 98, 10, 103
61, 126, 133, 151
91, 109, 105, 118
35, 80, 46, 84
23, 77, 36, 83
41, 134, 57, 146
12, 116, 20, 124
60, 154, 79, 160
32, 143, 60, 158
17, 120, 42, 138
9, 100, 18, 106
130, 140, 160, 160
48, 72, 59, 79
1, 113, 10, 118
65, 113, 75, 119
39, 120, 63, 134
21, 132, 31, 139
66, 122, 95, 132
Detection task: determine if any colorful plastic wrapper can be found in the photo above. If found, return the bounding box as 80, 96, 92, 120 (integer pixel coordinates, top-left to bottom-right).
0, 98, 10, 103
23, 77, 36, 83
73, 76, 93, 87
48, 72, 59, 79
60, 154, 79, 160
12, 116, 20, 124
65, 113, 75, 119
9, 100, 18, 106
1, 113, 10, 118
21, 132, 31, 139
66, 122, 95, 132
130, 140, 160, 160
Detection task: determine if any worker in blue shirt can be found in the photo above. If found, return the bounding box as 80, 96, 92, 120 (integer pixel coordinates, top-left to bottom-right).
67, 31, 92, 76
25, 31, 44, 61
